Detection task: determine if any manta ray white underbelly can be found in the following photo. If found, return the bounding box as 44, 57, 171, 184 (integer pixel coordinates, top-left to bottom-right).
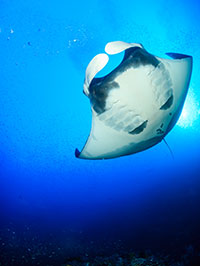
75, 41, 193, 159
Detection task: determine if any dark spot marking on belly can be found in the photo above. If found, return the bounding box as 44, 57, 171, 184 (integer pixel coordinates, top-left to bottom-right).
160, 123, 164, 128
160, 95, 173, 110
89, 80, 120, 114
166, 108, 182, 135
129, 120, 148, 135
156, 128, 164, 135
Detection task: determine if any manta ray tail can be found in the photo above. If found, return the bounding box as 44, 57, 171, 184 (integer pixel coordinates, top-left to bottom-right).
163, 138, 174, 160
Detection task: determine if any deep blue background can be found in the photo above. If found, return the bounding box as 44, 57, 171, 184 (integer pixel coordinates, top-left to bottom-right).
0, 0, 200, 264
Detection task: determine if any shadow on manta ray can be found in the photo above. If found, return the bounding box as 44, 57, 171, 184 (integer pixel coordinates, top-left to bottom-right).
75, 41, 193, 160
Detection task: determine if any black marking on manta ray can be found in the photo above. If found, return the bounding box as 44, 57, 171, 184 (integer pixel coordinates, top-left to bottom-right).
89, 81, 120, 114
129, 120, 148, 135
156, 128, 164, 135
89, 47, 160, 114
122, 47, 160, 70
160, 95, 174, 110
166, 107, 183, 135
166, 52, 192, 59
75, 148, 81, 158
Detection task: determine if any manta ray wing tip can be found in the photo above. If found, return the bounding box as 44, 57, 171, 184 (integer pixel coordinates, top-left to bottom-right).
75, 148, 81, 158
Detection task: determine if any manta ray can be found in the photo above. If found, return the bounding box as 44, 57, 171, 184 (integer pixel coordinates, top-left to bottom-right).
75, 41, 193, 159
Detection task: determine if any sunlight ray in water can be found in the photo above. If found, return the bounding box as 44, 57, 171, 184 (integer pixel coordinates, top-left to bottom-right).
177, 88, 200, 128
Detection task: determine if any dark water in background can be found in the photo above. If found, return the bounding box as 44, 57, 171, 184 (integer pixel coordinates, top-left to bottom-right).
0, 0, 200, 265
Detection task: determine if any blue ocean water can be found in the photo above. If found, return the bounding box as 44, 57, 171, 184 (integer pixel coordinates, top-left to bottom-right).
0, 0, 200, 265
